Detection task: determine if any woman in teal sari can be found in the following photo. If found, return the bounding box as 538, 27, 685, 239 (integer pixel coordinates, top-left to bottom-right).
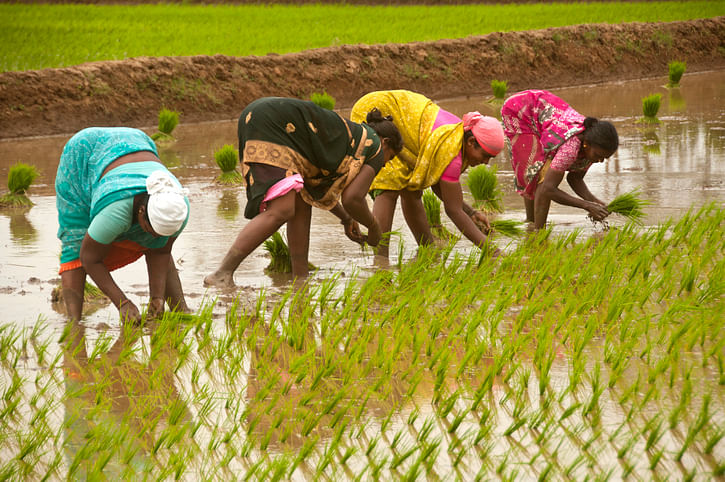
204, 97, 402, 287
56, 127, 190, 323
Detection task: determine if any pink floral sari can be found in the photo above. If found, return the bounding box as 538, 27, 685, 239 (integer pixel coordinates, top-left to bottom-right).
502, 90, 591, 199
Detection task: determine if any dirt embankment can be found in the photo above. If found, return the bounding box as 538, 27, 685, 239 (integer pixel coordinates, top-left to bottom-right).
1, 17, 723, 139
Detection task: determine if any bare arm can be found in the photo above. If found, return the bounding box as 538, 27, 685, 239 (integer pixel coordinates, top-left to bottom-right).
432, 183, 490, 233
567, 170, 606, 206
438, 180, 495, 250
341, 165, 382, 245
330, 203, 364, 245
80, 234, 140, 321
145, 238, 175, 317
536, 169, 608, 228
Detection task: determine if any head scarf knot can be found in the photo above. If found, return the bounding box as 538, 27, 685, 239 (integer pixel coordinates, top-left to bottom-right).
146, 170, 189, 237
462, 112, 505, 156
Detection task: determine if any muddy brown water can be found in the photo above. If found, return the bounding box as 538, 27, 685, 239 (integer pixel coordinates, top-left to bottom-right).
0, 70, 723, 330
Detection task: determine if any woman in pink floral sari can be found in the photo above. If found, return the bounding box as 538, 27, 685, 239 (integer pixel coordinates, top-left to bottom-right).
502, 90, 619, 229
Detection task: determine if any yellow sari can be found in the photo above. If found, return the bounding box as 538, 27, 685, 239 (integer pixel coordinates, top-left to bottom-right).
350, 90, 463, 191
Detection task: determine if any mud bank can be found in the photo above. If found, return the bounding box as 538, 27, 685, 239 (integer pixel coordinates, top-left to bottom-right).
1, 17, 723, 139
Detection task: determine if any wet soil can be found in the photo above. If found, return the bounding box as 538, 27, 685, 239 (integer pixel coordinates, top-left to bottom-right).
1, 17, 724, 139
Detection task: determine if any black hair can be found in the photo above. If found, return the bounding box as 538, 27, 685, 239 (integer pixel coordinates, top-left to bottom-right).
366, 108, 403, 154
582, 117, 619, 153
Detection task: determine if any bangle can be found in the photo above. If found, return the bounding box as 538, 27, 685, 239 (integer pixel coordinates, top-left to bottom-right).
119, 298, 131, 308
341, 218, 353, 226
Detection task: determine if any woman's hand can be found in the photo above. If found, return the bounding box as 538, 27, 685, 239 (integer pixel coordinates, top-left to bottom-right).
366, 221, 382, 247
470, 211, 491, 235
147, 297, 165, 319
342, 219, 366, 245
586, 201, 610, 221
119, 299, 142, 324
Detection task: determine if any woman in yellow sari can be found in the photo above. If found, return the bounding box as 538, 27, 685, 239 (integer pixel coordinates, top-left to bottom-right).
351, 90, 504, 257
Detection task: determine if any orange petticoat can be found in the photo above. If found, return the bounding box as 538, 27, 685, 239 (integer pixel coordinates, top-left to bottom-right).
58, 239, 147, 274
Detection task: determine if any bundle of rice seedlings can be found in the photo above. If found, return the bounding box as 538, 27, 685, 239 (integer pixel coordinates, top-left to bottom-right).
263, 232, 316, 273
491, 80, 508, 99
0, 162, 38, 207
310, 91, 335, 110
151, 108, 180, 141
667, 61, 686, 88
466, 165, 503, 212
214, 144, 243, 184
641, 94, 662, 123
490, 219, 524, 238
607, 189, 652, 225
422, 189, 455, 240
264, 232, 292, 273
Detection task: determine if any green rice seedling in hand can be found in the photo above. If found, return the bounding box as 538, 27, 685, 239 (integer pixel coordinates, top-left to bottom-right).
0, 162, 38, 207
152, 108, 180, 141
490, 219, 524, 238
264, 231, 292, 273
667, 60, 686, 87
466, 164, 503, 212
310, 91, 335, 110
606, 189, 652, 225
214, 144, 243, 184
641, 93, 662, 123
422, 189, 455, 240
491, 79, 508, 99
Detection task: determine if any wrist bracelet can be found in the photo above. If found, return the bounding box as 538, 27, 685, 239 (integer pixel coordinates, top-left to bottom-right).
119, 298, 131, 308
341, 218, 352, 226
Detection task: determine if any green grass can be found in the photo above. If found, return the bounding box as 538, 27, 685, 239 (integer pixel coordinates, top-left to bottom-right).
1, 2, 723, 71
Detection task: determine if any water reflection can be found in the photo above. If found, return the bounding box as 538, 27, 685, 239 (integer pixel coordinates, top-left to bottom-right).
61, 321, 188, 478
642, 128, 661, 155
667, 88, 686, 112
2, 208, 38, 245
216, 189, 241, 221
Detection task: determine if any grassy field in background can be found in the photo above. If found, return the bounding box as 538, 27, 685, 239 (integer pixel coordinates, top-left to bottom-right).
1, 1, 724, 72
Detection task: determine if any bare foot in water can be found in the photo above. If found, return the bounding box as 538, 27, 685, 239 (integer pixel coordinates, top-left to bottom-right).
203, 271, 235, 288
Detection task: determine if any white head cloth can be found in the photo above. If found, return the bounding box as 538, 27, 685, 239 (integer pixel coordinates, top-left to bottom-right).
146, 170, 189, 236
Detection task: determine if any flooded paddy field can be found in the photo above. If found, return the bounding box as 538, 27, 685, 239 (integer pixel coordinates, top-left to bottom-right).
0, 71, 723, 479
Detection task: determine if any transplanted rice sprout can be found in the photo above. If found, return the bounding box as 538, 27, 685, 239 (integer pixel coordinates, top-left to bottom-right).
0, 162, 38, 207
467, 164, 503, 212
152, 108, 180, 140
214, 144, 243, 184
607, 189, 652, 224
667, 60, 686, 87
310, 91, 335, 110
491, 79, 508, 99
641, 93, 662, 123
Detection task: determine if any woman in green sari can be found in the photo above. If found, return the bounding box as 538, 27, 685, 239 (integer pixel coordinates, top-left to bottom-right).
204, 97, 402, 286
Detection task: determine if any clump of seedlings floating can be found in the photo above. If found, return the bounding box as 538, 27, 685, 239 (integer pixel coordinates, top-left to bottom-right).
0, 203, 723, 480
490, 79, 508, 100
640, 93, 662, 124
263, 231, 316, 273
151, 107, 180, 141
310, 91, 335, 110
214, 144, 243, 184
0, 162, 38, 207
667, 60, 686, 88
466, 164, 503, 212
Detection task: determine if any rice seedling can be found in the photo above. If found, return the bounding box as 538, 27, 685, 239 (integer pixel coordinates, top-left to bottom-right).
491, 79, 508, 99
640, 93, 662, 123
151, 107, 180, 141
667, 60, 686, 87
466, 164, 503, 212
0, 162, 38, 207
310, 91, 335, 110
214, 144, 243, 184
606, 189, 652, 224
263, 231, 292, 273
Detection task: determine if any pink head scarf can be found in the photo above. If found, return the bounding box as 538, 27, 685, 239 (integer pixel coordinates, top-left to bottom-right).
462, 112, 505, 156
